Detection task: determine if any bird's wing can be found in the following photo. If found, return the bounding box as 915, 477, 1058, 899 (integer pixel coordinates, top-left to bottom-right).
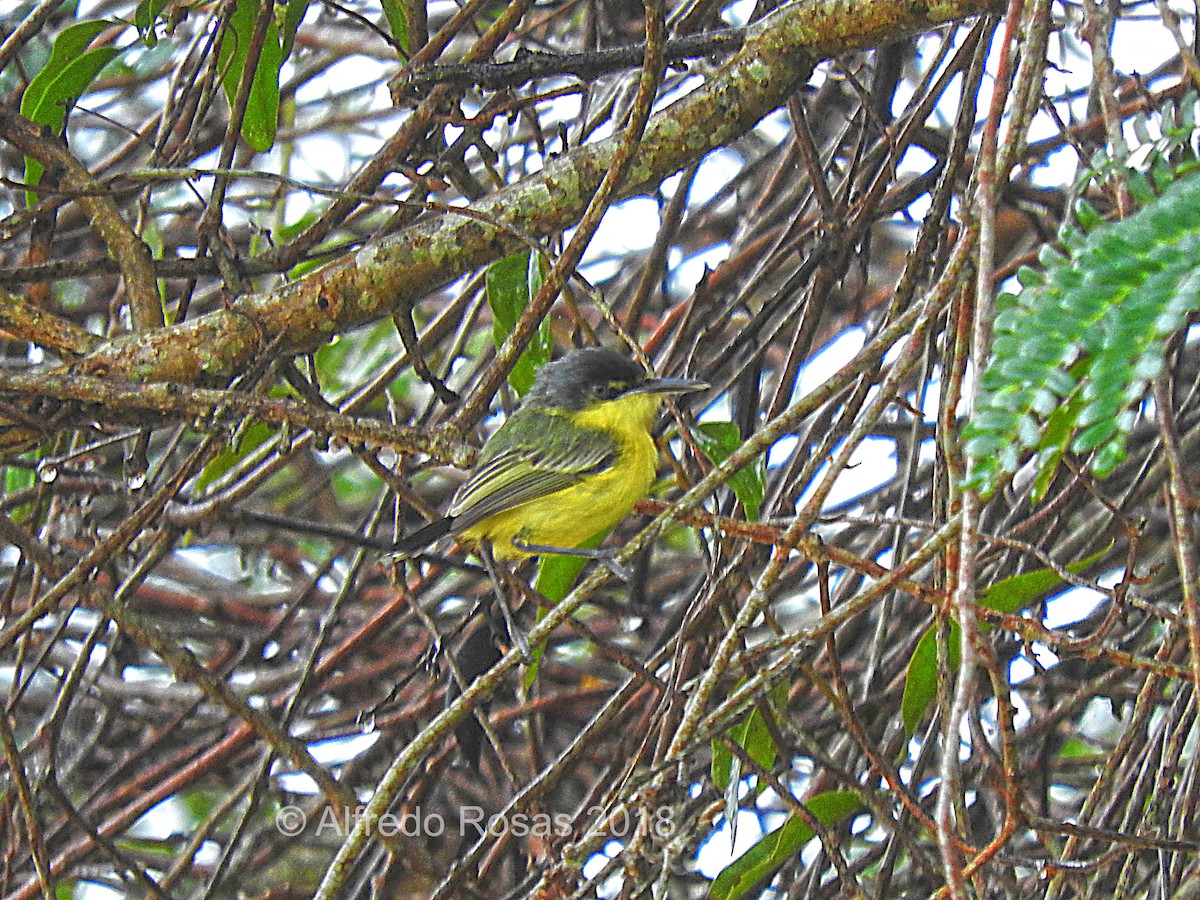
446, 409, 616, 534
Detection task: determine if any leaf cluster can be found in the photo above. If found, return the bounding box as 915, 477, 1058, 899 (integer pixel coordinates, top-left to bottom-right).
965, 124, 1200, 498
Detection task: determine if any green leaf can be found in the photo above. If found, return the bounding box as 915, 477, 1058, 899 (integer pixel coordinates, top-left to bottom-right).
711, 681, 786, 791
966, 167, 1200, 497
20, 20, 123, 202
5, 463, 36, 496
280, 0, 312, 57
20, 20, 110, 124
380, 0, 409, 53
178, 788, 220, 823
708, 790, 861, 900
135, 0, 170, 46
694, 422, 765, 521
522, 530, 606, 689
710, 685, 787, 882
899, 621, 961, 739
217, 0, 283, 152
195, 422, 273, 493
22, 46, 121, 131
311, 320, 396, 395
533, 540, 596, 606
1091, 437, 1127, 478
274, 207, 322, 244
1070, 417, 1117, 454
977, 548, 1107, 616
485, 251, 554, 396
900, 545, 1110, 736
1058, 736, 1097, 759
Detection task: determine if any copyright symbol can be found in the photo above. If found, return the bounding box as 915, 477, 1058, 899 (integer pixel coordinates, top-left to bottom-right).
276, 805, 306, 836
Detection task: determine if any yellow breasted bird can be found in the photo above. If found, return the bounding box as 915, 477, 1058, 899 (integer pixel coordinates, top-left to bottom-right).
396, 346, 707, 562
403, 346, 705, 762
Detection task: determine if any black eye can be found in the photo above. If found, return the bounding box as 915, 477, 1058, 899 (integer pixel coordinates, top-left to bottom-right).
591, 381, 621, 400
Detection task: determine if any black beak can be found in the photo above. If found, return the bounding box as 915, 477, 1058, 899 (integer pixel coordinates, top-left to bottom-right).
630, 376, 709, 396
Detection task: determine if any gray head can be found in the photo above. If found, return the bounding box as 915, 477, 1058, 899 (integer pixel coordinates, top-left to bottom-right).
524, 348, 706, 412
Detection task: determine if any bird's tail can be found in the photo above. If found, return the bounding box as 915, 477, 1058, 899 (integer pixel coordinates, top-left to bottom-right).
446, 619, 503, 767
389, 516, 455, 557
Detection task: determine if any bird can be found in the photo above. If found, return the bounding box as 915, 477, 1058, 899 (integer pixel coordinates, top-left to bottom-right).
395, 346, 707, 564
410, 346, 705, 762
401, 346, 705, 764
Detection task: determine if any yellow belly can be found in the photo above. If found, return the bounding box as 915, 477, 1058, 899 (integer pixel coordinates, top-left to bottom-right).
460, 399, 660, 559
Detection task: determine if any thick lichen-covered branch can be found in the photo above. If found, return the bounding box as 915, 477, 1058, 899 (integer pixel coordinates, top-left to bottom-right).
67, 0, 1000, 386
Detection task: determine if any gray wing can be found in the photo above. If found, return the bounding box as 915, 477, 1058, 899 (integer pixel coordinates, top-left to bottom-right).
446, 409, 616, 534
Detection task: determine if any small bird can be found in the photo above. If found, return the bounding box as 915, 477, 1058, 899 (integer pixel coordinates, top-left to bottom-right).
408, 347, 705, 764
397, 346, 707, 563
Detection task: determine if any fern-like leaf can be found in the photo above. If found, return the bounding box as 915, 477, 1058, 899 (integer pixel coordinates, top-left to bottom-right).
965, 166, 1200, 498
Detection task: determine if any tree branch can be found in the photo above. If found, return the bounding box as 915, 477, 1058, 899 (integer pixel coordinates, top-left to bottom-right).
15, 0, 1003, 388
